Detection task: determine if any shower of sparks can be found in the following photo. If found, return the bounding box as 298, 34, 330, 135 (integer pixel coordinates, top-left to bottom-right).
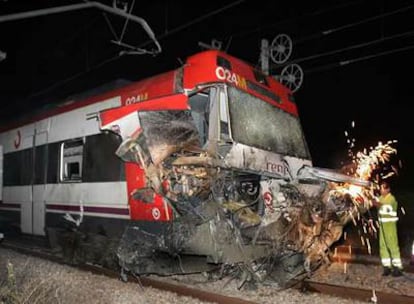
333, 122, 400, 254
335, 140, 399, 209
344, 122, 357, 158
354, 140, 398, 181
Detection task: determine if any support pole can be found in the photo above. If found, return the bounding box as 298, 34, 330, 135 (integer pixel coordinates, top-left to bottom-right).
260, 39, 269, 75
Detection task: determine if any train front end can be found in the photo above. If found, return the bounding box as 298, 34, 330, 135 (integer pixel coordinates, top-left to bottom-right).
99, 50, 375, 285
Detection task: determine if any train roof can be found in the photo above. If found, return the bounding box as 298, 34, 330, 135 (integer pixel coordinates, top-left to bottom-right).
0, 50, 296, 132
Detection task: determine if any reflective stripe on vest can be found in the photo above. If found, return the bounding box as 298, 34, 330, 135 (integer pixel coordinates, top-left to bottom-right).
379, 205, 397, 217
379, 217, 398, 223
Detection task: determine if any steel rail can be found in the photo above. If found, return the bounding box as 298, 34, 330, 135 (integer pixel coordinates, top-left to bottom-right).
301, 280, 414, 304
2, 239, 414, 304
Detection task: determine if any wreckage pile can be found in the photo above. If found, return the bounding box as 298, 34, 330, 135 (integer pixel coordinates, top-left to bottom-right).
116, 123, 399, 287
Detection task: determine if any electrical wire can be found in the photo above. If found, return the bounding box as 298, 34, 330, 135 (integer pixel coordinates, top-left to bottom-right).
267, 4, 414, 74
28, 1, 246, 100
226, 0, 365, 40
137, 0, 247, 48
274, 29, 414, 69
304, 44, 414, 74
294, 3, 414, 44
17, 2, 414, 99
30, 53, 121, 98
119, 0, 136, 42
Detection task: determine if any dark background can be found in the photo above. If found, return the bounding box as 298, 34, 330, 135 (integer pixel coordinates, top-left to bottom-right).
0, 0, 413, 190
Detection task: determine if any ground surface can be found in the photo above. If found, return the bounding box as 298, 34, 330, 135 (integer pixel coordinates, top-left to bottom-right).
5, 247, 412, 304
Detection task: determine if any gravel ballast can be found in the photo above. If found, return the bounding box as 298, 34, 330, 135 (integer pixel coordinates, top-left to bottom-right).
2, 247, 413, 303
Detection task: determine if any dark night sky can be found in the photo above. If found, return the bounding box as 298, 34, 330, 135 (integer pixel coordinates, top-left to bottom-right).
0, 0, 413, 188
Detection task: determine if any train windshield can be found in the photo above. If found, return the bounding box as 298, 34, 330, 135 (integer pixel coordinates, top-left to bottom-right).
227, 86, 310, 159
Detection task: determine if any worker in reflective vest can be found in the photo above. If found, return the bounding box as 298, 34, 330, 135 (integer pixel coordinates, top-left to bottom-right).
374, 181, 403, 277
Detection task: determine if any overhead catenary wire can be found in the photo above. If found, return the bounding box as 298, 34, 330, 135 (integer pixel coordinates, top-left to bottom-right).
226, 0, 364, 40
20, 1, 390, 97
137, 0, 247, 49
101, 0, 137, 43
19, 0, 344, 99
28, 0, 246, 99
267, 4, 414, 74
272, 28, 414, 71
294, 3, 414, 44
119, 0, 136, 43
30, 54, 121, 98
10, 1, 414, 101
0, 1, 162, 54
268, 3, 414, 70
304, 44, 414, 74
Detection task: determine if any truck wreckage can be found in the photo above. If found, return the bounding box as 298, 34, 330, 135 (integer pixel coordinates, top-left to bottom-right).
93, 51, 397, 287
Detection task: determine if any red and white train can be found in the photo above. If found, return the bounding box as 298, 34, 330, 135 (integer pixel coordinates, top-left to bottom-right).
0, 50, 364, 283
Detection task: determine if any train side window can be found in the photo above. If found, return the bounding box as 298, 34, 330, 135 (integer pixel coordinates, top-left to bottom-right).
59, 138, 84, 182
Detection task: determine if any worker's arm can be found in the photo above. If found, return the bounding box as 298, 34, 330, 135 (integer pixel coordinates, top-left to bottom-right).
371, 197, 381, 208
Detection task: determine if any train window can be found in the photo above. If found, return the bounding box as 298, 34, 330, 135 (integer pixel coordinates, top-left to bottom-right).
59, 138, 84, 182
66, 162, 80, 178
83, 133, 125, 182
189, 91, 210, 146
219, 89, 231, 141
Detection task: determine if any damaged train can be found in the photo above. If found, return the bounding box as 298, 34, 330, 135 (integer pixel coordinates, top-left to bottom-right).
0, 50, 387, 286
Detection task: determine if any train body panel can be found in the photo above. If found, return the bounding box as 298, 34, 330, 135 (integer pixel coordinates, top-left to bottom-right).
0, 96, 128, 236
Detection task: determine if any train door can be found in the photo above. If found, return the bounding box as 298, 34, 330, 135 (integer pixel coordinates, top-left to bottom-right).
19, 129, 35, 234
32, 120, 50, 236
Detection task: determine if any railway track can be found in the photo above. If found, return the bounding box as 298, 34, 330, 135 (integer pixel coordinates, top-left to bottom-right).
2, 238, 414, 304
332, 245, 414, 273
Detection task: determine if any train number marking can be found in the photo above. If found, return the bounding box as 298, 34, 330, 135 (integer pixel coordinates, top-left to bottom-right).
125, 92, 148, 105
215, 67, 247, 89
